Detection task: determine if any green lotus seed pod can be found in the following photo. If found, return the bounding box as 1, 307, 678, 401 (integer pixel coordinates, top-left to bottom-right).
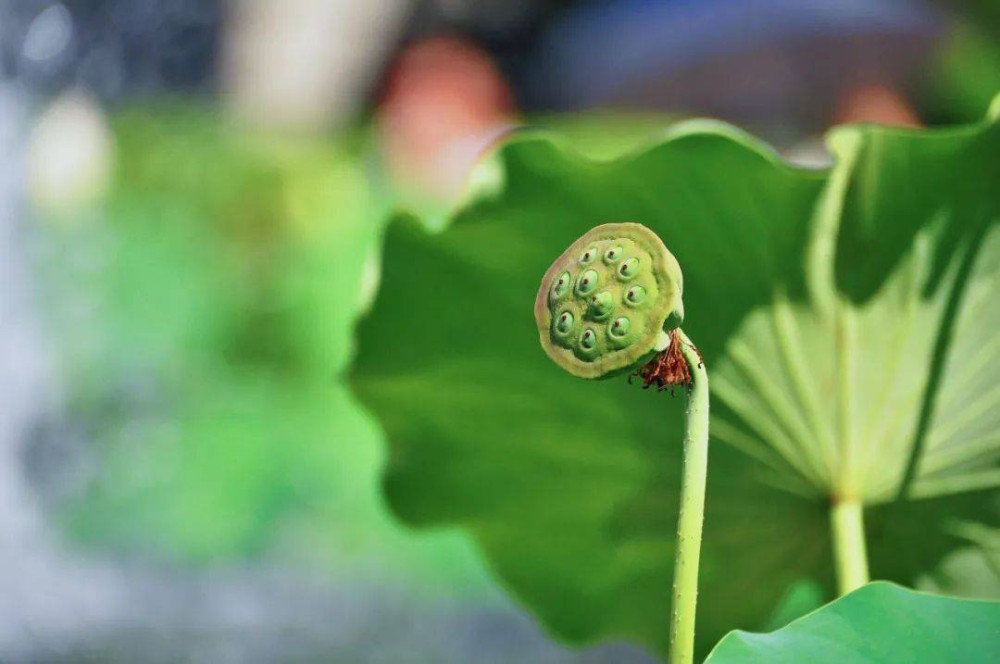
618, 257, 640, 280
625, 285, 647, 306
587, 291, 614, 321
609, 316, 630, 338
554, 310, 575, 336
534, 222, 684, 379
550, 271, 572, 300
575, 269, 599, 296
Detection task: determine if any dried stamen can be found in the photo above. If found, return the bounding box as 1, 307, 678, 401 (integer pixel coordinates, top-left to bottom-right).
630, 329, 700, 391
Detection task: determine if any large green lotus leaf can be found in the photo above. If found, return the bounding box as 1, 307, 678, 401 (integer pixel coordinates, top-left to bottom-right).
353, 99, 1000, 659
705, 582, 1000, 663
353, 126, 822, 656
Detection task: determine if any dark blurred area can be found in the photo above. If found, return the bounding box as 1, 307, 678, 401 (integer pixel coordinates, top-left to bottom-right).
4, 1, 997, 122
0, 1, 997, 662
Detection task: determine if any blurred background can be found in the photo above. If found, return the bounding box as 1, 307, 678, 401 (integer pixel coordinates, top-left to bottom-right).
0, 1, 997, 662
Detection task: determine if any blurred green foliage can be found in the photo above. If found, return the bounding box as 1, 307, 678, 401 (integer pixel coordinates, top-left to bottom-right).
38, 107, 492, 595
928, 24, 1000, 124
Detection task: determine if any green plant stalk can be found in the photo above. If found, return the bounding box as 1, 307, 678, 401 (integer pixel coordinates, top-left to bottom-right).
668, 328, 709, 664
831, 497, 870, 595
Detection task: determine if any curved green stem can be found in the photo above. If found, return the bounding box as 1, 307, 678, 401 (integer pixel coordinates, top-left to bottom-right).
831, 497, 870, 595
669, 328, 710, 664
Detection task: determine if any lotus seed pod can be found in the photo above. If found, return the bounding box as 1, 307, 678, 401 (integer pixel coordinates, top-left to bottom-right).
534, 222, 684, 379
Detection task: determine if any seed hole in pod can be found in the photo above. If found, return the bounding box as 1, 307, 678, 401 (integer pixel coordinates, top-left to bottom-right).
625, 285, 647, 305
609, 316, 630, 338
554, 311, 574, 336
579, 246, 598, 264
550, 271, 572, 299
580, 328, 597, 350
576, 269, 599, 295
603, 246, 623, 264
619, 257, 640, 280
587, 291, 614, 320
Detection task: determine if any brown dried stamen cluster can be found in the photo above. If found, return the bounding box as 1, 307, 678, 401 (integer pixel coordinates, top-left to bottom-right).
630, 329, 699, 391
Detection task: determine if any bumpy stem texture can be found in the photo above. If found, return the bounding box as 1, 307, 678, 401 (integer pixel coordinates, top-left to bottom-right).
831, 497, 870, 595
668, 329, 709, 664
